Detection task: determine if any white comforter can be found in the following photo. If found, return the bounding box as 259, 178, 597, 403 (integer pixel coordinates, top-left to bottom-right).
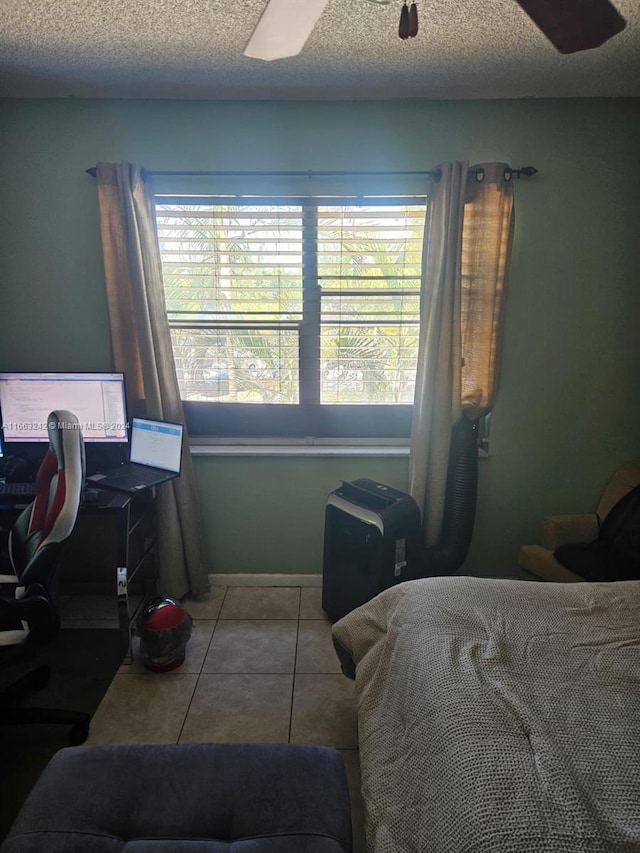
332, 577, 640, 853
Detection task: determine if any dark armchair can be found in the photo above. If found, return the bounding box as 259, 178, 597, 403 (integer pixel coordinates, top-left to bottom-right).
519, 461, 640, 582
0, 410, 89, 745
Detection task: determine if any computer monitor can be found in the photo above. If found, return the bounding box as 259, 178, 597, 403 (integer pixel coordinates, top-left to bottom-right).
0, 372, 128, 443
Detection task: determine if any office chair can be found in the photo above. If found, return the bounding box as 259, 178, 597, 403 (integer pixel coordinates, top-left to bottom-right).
0, 410, 90, 745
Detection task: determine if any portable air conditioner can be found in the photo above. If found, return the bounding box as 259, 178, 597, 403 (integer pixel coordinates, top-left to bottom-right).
321, 478, 422, 621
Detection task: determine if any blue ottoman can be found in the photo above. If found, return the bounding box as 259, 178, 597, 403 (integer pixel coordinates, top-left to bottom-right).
0, 743, 352, 852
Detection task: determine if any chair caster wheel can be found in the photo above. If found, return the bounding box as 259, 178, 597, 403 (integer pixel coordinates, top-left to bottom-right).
69, 722, 89, 746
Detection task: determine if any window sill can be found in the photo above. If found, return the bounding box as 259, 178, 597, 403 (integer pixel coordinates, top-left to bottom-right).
189, 439, 410, 457
189, 439, 489, 458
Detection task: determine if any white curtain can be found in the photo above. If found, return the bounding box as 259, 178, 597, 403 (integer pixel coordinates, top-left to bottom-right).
409, 162, 515, 546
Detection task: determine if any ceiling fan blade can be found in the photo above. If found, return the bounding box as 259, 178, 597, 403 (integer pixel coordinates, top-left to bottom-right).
514, 0, 626, 54
244, 0, 331, 61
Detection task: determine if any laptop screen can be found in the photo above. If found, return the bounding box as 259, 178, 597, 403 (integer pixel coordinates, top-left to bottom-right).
129, 418, 183, 473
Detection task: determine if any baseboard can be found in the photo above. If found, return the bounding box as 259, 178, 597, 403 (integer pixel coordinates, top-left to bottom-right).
209, 573, 322, 588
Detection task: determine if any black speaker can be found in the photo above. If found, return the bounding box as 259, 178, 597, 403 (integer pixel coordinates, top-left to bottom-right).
0, 455, 36, 483
321, 478, 422, 621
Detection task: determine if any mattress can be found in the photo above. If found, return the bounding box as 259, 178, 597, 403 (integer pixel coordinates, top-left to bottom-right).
332, 577, 640, 853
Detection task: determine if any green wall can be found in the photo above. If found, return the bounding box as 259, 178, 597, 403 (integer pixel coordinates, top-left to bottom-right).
1, 98, 639, 577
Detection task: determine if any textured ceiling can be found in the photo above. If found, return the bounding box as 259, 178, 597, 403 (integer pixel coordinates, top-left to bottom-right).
0, 0, 639, 100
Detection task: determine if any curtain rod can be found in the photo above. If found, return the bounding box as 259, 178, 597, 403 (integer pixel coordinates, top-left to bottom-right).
86, 166, 538, 180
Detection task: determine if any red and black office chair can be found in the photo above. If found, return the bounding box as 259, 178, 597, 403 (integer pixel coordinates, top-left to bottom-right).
0, 410, 89, 745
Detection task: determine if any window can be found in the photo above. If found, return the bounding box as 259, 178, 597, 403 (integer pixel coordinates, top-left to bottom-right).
155, 194, 426, 438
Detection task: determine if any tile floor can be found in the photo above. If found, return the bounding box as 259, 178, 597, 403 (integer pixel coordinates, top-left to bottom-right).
61, 585, 366, 852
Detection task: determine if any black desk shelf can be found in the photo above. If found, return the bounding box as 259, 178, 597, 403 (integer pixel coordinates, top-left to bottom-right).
0, 488, 159, 665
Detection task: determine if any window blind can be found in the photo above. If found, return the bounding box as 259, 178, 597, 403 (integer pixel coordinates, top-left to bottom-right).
156, 199, 425, 407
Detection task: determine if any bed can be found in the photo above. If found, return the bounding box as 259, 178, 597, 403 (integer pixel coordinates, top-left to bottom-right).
332, 576, 640, 853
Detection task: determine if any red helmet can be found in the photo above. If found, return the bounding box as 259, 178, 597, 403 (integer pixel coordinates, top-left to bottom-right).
138, 598, 193, 672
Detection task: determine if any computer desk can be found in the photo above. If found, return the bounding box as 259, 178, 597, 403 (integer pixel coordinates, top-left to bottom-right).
0, 487, 158, 665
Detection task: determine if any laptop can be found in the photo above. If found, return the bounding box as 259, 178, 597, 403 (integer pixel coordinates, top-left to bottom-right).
87, 417, 184, 494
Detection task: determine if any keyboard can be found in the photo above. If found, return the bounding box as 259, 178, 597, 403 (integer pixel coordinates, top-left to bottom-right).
0, 482, 37, 499
92, 463, 174, 493
106, 464, 164, 486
